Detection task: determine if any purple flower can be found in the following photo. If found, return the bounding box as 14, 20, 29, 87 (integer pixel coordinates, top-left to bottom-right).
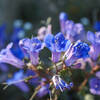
65, 41, 90, 66
64, 20, 85, 42
93, 21, 100, 31
89, 77, 100, 95
0, 63, 8, 72
26, 69, 39, 85
37, 78, 50, 98
44, 32, 71, 63
59, 12, 68, 34
37, 25, 52, 40
11, 45, 24, 60
96, 71, 100, 78
6, 70, 29, 92
52, 75, 73, 92
37, 84, 50, 98
19, 37, 44, 65
0, 43, 25, 68
19, 38, 31, 55
87, 31, 100, 60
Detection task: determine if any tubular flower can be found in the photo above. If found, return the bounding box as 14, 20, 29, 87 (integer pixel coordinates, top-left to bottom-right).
87, 31, 100, 60
61, 19, 86, 42
37, 79, 50, 98
6, 70, 29, 92
89, 77, 100, 95
44, 32, 71, 63
65, 41, 90, 66
19, 37, 44, 65
59, 12, 68, 34
52, 75, 73, 92
0, 43, 25, 68
37, 24, 52, 40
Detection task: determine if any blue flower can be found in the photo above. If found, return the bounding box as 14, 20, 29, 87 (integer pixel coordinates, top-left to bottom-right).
44, 32, 71, 52
0, 63, 8, 72
26, 69, 39, 85
59, 12, 68, 34
0, 43, 25, 68
44, 32, 71, 63
6, 70, 29, 92
52, 75, 73, 92
37, 25, 52, 40
73, 41, 90, 58
30, 37, 43, 52
11, 45, 24, 59
19, 37, 44, 65
59, 12, 68, 21
36, 78, 50, 98
87, 31, 100, 44
87, 31, 100, 60
89, 77, 100, 95
96, 71, 100, 78
64, 20, 85, 42
65, 41, 90, 66
87, 31, 95, 44
93, 21, 100, 31
37, 84, 50, 98
54, 32, 71, 52
19, 37, 43, 53
19, 38, 31, 55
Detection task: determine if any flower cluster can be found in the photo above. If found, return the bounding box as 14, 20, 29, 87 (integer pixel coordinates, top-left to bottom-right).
59, 12, 86, 42
1, 12, 100, 99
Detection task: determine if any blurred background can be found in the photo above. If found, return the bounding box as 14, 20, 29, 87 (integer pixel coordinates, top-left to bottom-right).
1, 0, 100, 32
0, 0, 100, 100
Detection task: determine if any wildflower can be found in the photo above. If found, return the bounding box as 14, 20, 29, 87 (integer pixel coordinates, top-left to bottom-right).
44, 32, 71, 63
19, 37, 44, 65
89, 77, 100, 95
37, 24, 52, 40
6, 70, 29, 92
64, 20, 85, 42
19, 38, 31, 55
37, 79, 50, 98
93, 21, 100, 31
87, 31, 100, 60
96, 71, 100, 78
26, 69, 39, 85
66, 21, 85, 42
0, 43, 25, 68
11, 45, 24, 59
52, 75, 73, 92
65, 41, 90, 66
59, 12, 68, 34
0, 63, 8, 72
37, 84, 50, 98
